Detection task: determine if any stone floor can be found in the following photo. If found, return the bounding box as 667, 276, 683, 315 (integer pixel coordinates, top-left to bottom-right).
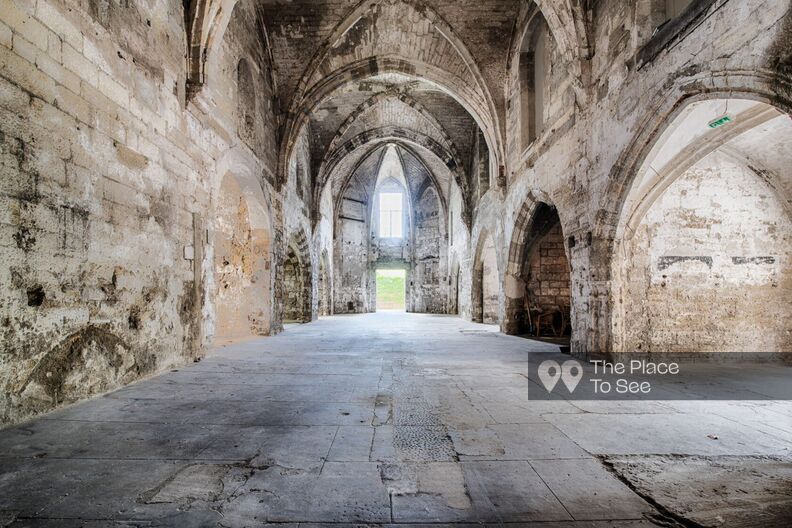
1, 313, 791, 527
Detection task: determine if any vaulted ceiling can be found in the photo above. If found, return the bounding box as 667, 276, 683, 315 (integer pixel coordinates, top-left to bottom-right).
191, 0, 592, 221
249, 0, 523, 206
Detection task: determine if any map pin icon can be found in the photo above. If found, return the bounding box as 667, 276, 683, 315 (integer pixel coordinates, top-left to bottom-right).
561, 360, 583, 392
538, 360, 561, 392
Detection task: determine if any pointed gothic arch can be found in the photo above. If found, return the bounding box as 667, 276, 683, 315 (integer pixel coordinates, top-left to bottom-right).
282, 230, 313, 324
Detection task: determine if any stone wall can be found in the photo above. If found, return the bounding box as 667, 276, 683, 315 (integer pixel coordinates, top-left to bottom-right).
0, 0, 304, 425
471, 231, 500, 324
448, 181, 471, 317
412, 187, 444, 313
282, 245, 305, 322
281, 127, 316, 324
524, 222, 571, 319
499, 0, 792, 355
213, 173, 271, 338
0, 0, 209, 424
622, 152, 792, 353
316, 183, 334, 316
208, 0, 279, 340
333, 149, 373, 314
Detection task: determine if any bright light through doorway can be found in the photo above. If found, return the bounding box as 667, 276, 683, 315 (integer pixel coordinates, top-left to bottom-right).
376, 269, 405, 311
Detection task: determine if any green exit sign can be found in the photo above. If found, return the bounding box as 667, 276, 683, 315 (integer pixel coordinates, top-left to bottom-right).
708, 115, 733, 129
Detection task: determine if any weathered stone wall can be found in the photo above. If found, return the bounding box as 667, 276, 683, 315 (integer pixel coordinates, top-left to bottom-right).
448, 182, 471, 317
524, 222, 571, 319
282, 246, 304, 322
0, 0, 209, 424
499, 0, 792, 355
506, 5, 576, 184
0, 0, 292, 425
470, 129, 490, 201
412, 187, 444, 313
622, 152, 792, 353
401, 148, 448, 314
207, 0, 279, 340
206, 0, 279, 184
481, 239, 500, 324
471, 230, 500, 324
316, 180, 334, 316
334, 215, 370, 314
213, 173, 271, 339
333, 150, 373, 314
282, 127, 316, 323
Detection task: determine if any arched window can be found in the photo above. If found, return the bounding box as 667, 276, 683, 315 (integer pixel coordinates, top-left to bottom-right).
519, 12, 550, 150
379, 192, 403, 238
237, 59, 256, 146
475, 129, 490, 197
473, 231, 499, 324
373, 146, 409, 239
296, 160, 304, 199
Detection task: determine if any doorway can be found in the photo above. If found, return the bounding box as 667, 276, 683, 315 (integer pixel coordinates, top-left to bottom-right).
376, 269, 406, 311
472, 231, 499, 324
282, 232, 312, 324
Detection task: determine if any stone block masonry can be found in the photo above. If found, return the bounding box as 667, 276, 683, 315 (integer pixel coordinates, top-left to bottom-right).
0, 0, 283, 425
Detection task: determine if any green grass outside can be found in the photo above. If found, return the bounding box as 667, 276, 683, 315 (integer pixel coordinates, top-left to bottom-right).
376, 270, 405, 310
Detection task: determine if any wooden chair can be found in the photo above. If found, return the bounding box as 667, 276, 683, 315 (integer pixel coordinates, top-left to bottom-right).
558, 304, 571, 336
531, 306, 559, 337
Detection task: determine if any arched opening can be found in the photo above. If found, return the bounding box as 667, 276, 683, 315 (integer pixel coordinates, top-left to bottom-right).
448, 258, 460, 315
318, 250, 331, 316
506, 203, 571, 341
237, 58, 256, 147
296, 158, 305, 201
371, 146, 410, 239
472, 231, 499, 324
378, 189, 404, 238
613, 99, 792, 353
213, 173, 272, 340
519, 10, 551, 151
333, 141, 450, 315
282, 233, 312, 324
473, 129, 491, 197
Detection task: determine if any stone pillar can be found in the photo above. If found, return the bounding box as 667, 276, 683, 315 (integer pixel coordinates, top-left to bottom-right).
568, 232, 613, 359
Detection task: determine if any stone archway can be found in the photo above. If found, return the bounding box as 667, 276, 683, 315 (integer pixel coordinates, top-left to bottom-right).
503, 201, 571, 338
611, 98, 792, 353
213, 172, 272, 340
472, 230, 499, 324
283, 231, 313, 323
